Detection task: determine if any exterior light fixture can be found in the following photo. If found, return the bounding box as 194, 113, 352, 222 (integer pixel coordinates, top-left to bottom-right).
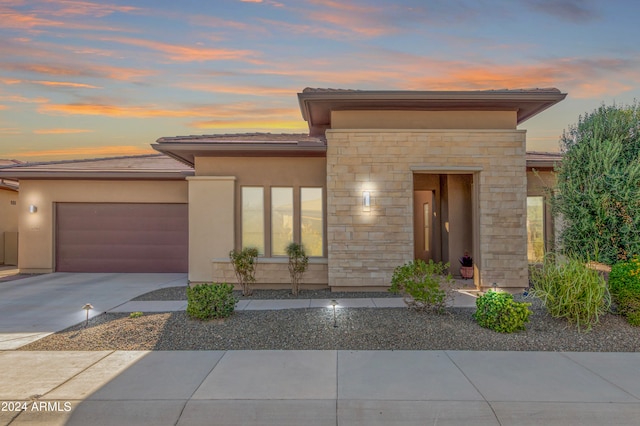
362, 191, 371, 212
82, 303, 93, 326
331, 299, 338, 328
29, 205, 37, 213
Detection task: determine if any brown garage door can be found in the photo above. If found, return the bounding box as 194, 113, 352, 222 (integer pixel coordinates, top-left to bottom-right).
56, 203, 188, 273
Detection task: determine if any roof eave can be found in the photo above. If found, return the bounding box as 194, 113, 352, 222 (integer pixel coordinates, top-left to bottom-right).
298, 89, 567, 136
152, 142, 328, 167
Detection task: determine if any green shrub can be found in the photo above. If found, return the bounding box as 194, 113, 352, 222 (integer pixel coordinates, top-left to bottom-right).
473, 291, 531, 333
389, 259, 454, 313
609, 256, 640, 326
129, 311, 143, 319
529, 255, 610, 331
186, 283, 238, 320
286, 242, 308, 296
229, 247, 259, 296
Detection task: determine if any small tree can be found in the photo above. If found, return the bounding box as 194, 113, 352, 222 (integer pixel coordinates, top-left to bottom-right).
552, 103, 640, 265
286, 242, 308, 295
229, 247, 259, 296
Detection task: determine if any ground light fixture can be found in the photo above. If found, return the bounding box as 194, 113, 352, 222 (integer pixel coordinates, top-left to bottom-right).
82, 303, 93, 326
331, 300, 338, 328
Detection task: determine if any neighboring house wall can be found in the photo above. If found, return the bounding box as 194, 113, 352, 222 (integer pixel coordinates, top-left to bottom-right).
192, 156, 327, 284
0, 188, 19, 264
326, 129, 528, 290
17, 180, 187, 273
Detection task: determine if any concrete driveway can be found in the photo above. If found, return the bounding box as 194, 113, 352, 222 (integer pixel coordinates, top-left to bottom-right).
0, 273, 187, 349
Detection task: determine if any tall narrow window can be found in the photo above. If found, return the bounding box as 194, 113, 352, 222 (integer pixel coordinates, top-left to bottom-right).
301, 187, 323, 256
242, 187, 264, 254
527, 196, 544, 263
271, 187, 293, 256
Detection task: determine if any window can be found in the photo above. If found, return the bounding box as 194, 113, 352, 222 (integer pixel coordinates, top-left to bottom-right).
527, 196, 544, 263
242, 187, 264, 254
271, 187, 293, 256
301, 187, 323, 256
242, 186, 324, 257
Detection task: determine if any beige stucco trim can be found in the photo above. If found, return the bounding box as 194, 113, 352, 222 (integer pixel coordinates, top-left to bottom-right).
187, 176, 236, 283
332, 110, 518, 130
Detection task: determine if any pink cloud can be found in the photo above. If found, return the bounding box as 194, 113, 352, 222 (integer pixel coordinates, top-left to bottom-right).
33, 128, 94, 134
32, 80, 101, 89
97, 36, 257, 62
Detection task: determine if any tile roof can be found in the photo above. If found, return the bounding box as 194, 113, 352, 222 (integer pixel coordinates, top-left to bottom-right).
156, 132, 324, 144
0, 154, 192, 179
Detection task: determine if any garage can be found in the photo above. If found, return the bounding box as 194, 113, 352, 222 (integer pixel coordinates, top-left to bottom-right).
55, 203, 188, 273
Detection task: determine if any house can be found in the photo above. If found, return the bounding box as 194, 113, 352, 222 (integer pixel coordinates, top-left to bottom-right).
0, 160, 20, 266
0, 88, 566, 291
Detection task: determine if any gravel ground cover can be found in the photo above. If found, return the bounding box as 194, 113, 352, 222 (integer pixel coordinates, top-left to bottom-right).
19, 289, 640, 352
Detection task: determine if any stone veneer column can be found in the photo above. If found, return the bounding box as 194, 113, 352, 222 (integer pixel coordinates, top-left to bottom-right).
325, 129, 528, 290
187, 176, 235, 283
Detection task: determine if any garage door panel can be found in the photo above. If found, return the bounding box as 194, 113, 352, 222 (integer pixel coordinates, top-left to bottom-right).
56, 203, 188, 273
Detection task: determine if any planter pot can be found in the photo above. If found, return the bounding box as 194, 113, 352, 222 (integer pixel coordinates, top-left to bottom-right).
460, 266, 473, 279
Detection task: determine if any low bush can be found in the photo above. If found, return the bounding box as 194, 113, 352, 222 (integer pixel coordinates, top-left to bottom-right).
529, 255, 610, 331
474, 291, 531, 333
186, 283, 238, 320
389, 259, 454, 313
609, 256, 640, 326
129, 311, 143, 319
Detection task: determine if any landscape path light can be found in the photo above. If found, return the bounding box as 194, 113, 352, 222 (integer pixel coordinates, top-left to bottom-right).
331, 299, 338, 328
82, 303, 93, 327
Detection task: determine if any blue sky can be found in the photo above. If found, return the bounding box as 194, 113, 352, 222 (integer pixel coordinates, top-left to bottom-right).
1, 0, 639, 161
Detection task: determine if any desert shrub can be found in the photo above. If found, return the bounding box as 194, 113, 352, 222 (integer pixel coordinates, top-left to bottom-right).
389, 259, 454, 313
229, 247, 259, 296
286, 242, 308, 296
473, 291, 531, 333
609, 256, 640, 326
186, 283, 237, 320
529, 255, 610, 331
552, 103, 640, 265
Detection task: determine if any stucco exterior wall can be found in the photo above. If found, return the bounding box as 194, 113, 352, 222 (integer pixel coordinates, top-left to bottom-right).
17, 180, 187, 273
0, 188, 19, 264
187, 176, 235, 283
195, 156, 329, 285
326, 129, 528, 290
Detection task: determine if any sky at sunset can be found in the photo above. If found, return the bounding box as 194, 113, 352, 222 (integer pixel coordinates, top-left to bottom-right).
1, 0, 639, 161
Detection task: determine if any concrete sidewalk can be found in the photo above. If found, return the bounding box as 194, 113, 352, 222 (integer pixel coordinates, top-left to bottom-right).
108, 290, 479, 313
1, 350, 639, 425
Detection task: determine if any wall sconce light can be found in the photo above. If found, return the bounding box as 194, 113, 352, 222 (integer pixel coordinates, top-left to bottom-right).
29, 205, 37, 214
362, 191, 371, 212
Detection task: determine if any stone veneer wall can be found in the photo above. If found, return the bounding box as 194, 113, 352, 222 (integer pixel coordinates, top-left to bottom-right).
209, 258, 328, 288
326, 129, 528, 290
